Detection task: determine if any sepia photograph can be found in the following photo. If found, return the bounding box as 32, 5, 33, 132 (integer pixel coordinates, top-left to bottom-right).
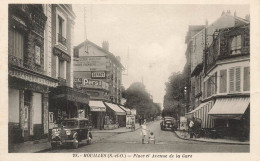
2, 0, 259, 158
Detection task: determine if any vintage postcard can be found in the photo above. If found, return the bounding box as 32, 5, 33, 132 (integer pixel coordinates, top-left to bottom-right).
0, 0, 259, 161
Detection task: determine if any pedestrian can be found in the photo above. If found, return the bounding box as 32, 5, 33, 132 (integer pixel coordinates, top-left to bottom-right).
148, 132, 155, 144
189, 118, 194, 138
141, 119, 148, 144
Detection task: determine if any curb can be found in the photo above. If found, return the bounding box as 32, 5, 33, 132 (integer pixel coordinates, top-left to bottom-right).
174, 131, 249, 145
91, 127, 141, 134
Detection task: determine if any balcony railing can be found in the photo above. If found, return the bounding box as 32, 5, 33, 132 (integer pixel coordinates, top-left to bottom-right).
58, 33, 67, 46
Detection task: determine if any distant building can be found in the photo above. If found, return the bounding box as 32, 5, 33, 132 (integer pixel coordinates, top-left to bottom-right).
73, 40, 124, 129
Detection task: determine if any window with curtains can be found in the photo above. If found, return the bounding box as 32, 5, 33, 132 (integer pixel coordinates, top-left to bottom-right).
229, 67, 241, 93
9, 28, 24, 60
243, 67, 250, 91
230, 35, 242, 55
205, 73, 217, 98
219, 69, 227, 93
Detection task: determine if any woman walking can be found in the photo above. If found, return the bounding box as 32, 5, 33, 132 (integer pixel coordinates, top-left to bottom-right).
141, 120, 148, 144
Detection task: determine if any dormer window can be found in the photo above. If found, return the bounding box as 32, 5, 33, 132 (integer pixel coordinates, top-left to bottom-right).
230, 35, 241, 55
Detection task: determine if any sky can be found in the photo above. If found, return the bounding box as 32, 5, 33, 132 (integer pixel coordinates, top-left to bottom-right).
72, 4, 249, 107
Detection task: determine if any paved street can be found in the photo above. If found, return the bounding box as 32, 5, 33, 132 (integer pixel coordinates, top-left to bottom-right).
42, 121, 249, 153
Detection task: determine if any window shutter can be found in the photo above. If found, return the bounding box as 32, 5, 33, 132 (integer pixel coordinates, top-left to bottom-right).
229, 68, 235, 93
243, 67, 250, 91
220, 70, 227, 93
235, 67, 241, 92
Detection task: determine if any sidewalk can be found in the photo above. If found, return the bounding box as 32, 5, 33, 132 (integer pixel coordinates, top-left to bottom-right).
91, 123, 140, 133
9, 124, 140, 153
9, 138, 51, 153
174, 130, 249, 145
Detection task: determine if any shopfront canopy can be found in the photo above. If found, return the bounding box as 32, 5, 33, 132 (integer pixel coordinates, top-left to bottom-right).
89, 100, 106, 112
104, 102, 126, 115
208, 97, 250, 120
119, 105, 131, 115
185, 101, 215, 129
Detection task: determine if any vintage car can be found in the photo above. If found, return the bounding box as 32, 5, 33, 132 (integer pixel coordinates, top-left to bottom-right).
160, 116, 177, 131
50, 118, 92, 149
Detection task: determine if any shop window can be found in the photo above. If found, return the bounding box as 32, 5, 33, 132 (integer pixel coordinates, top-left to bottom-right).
230, 35, 241, 55
219, 69, 227, 93
243, 67, 250, 91
8, 89, 20, 123
9, 28, 24, 60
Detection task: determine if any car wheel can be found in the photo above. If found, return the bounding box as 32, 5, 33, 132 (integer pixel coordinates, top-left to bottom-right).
51, 143, 57, 149
72, 138, 79, 149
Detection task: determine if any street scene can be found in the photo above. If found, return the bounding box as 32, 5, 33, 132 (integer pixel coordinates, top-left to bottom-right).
7, 4, 250, 153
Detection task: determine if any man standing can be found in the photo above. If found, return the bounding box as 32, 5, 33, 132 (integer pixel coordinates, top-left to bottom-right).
189, 118, 194, 138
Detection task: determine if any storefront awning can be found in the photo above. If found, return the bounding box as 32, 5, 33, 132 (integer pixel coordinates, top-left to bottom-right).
119, 105, 131, 115
89, 101, 106, 112
187, 102, 208, 114
185, 101, 215, 129
104, 102, 126, 115
208, 97, 250, 119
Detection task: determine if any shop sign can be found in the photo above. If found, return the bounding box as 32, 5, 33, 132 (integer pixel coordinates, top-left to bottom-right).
90, 106, 106, 112
9, 69, 58, 87
91, 71, 106, 79
126, 115, 135, 128
180, 116, 188, 130
74, 56, 107, 71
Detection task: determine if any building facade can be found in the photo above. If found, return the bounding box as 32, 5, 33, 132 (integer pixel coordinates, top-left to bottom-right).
48, 5, 90, 128
73, 40, 124, 129
8, 5, 90, 146
185, 11, 250, 140
8, 4, 58, 143
205, 25, 250, 139
185, 11, 249, 111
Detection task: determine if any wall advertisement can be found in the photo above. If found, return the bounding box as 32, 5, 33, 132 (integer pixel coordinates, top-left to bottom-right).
74, 56, 108, 71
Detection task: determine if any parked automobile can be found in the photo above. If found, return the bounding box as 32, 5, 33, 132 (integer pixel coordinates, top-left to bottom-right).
50, 118, 92, 149
160, 116, 177, 131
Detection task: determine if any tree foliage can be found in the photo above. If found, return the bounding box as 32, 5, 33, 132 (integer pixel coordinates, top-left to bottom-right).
163, 69, 189, 118
124, 82, 161, 119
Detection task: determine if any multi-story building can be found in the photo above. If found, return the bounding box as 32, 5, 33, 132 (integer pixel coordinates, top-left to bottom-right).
48, 4, 90, 127
73, 40, 124, 129
205, 24, 250, 139
185, 11, 249, 112
8, 4, 59, 143
186, 11, 250, 140
8, 4, 89, 146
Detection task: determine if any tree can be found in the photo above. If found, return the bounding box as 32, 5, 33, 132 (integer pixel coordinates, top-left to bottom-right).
163, 71, 189, 118
124, 82, 161, 120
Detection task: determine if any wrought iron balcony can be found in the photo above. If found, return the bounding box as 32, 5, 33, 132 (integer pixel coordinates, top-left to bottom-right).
58, 33, 67, 46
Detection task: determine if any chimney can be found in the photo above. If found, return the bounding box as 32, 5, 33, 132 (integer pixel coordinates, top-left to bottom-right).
234, 10, 237, 17
221, 11, 225, 16
102, 41, 109, 51
205, 19, 208, 26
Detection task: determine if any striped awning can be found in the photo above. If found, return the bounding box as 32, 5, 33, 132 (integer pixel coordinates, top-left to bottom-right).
89, 101, 106, 112
119, 105, 131, 115
209, 97, 250, 119
104, 102, 126, 115
185, 101, 215, 128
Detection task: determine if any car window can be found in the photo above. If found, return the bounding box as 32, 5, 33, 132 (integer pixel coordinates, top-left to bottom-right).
79, 121, 85, 127
63, 120, 77, 127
